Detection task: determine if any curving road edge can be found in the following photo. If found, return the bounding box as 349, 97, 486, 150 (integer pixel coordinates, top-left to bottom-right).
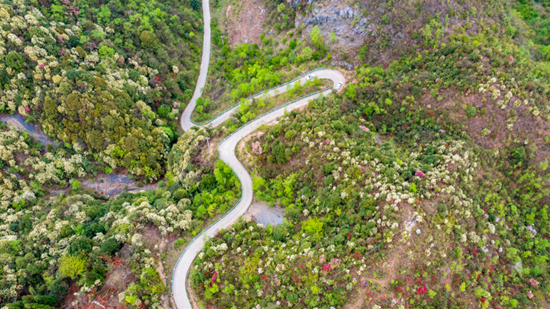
172, 0, 345, 308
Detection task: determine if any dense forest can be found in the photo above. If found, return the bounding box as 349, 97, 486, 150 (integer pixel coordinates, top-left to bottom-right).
1, 0, 203, 181
0, 0, 221, 306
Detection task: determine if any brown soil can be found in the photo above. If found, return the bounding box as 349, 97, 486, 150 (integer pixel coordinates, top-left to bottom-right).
226, 0, 267, 46
141, 225, 181, 309
202, 135, 221, 162
237, 130, 265, 166
70, 257, 135, 309
155, 239, 172, 309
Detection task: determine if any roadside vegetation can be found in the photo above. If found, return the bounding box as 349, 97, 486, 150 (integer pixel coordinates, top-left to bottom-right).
192, 66, 550, 308
193, 0, 332, 124
2, 0, 550, 307
207, 77, 330, 132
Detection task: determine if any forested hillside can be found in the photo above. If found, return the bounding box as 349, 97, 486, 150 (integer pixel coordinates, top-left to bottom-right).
0, 0, 219, 307
1, 0, 550, 308
1, 0, 203, 181
0, 123, 242, 307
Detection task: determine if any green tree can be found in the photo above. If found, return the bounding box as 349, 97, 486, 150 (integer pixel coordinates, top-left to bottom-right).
302, 217, 323, 235
330, 30, 336, 43
191, 0, 201, 10
5, 52, 25, 72
140, 31, 157, 48
300, 47, 313, 61
310, 26, 324, 48
98, 45, 115, 58
98, 5, 112, 24
58, 255, 87, 279
101, 238, 121, 256
273, 224, 288, 242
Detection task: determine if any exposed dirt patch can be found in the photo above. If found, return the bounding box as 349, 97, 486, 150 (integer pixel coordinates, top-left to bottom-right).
200, 135, 220, 163
210, 78, 226, 101
157, 251, 172, 309
66, 256, 135, 309
226, 0, 267, 46
237, 139, 255, 166
141, 225, 182, 309
341, 243, 408, 309
244, 200, 285, 226
263, 118, 279, 127
237, 130, 265, 167
81, 172, 159, 197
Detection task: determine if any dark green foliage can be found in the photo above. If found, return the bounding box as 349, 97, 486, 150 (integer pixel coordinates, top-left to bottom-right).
6, 295, 57, 309
68, 237, 94, 255
323, 163, 335, 175
191, 0, 201, 10
466, 105, 477, 118
5, 52, 25, 72
273, 224, 288, 242
101, 238, 121, 256
510, 146, 528, 167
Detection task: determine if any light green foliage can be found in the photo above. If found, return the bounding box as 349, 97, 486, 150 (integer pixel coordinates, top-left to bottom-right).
301, 217, 323, 235
346, 84, 357, 99
309, 26, 324, 48
58, 255, 87, 279
300, 47, 313, 61
140, 267, 165, 295
330, 31, 336, 43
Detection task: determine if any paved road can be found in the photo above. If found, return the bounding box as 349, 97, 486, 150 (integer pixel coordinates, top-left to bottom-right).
172, 0, 345, 307
179, 0, 211, 132
181, 68, 343, 130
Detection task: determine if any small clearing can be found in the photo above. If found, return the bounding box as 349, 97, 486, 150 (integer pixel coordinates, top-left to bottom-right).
227, 0, 267, 46
245, 201, 285, 227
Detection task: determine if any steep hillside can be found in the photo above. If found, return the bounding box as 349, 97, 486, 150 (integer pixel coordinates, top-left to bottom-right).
188, 0, 550, 308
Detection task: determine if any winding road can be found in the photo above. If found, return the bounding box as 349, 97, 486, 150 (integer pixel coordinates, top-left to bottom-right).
172, 0, 345, 307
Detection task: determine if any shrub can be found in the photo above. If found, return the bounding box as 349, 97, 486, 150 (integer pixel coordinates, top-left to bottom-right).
273, 224, 288, 242
58, 255, 87, 279
466, 105, 477, 118
101, 238, 121, 256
